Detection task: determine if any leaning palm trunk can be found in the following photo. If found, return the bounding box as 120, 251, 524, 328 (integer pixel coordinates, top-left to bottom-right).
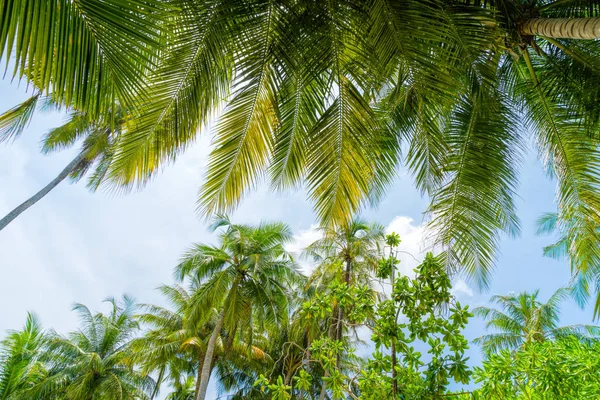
0, 152, 85, 232
196, 312, 225, 400
521, 17, 600, 39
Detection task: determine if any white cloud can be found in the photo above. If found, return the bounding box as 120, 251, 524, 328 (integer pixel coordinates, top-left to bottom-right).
385, 216, 428, 278
287, 224, 321, 274
451, 279, 474, 298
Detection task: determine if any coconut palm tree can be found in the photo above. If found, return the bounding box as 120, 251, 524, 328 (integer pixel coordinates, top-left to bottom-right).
304, 218, 382, 398
305, 219, 383, 343
0, 313, 46, 399
24, 296, 155, 399
133, 281, 273, 400
474, 288, 600, 354
0, 101, 125, 232
166, 375, 195, 400
132, 284, 203, 399
4, 0, 600, 302
174, 217, 302, 400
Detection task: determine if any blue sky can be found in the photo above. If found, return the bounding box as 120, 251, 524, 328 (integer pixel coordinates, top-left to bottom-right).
0, 79, 595, 397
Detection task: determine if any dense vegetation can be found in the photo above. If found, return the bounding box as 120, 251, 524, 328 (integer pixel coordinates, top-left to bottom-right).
1, 218, 597, 399
2, 1, 600, 398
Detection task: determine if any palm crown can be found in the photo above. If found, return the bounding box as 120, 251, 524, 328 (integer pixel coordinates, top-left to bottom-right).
474, 288, 600, 353
3, 0, 600, 296
0, 313, 46, 399
174, 216, 302, 400
26, 296, 155, 400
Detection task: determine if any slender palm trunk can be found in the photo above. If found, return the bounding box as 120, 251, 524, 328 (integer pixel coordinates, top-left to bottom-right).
520, 17, 600, 39
0, 153, 85, 231
196, 312, 225, 400
390, 257, 397, 397
335, 259, 352, 365
150, 366, 165, 400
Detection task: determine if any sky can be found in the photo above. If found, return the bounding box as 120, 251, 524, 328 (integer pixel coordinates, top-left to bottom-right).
0, 79, 596, 397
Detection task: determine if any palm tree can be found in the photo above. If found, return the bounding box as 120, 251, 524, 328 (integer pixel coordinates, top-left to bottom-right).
0, 313, 46, 399
166, 375, 195, 400
537, 211, 600, 318
304, 218, 382, 399
4, 0, 600, 301
25, 296, 155, 399
133, 284, 204, 399
0, 101, 125, 232
175, 217, 302, 400
134, 282, 271, 400
474, 288, 600, 354
306, 218, 383, 343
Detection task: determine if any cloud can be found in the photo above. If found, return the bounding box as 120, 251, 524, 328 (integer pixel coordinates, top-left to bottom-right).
451, 279, 474, 298
385, 216, 428, 278
287, 224, 322, 274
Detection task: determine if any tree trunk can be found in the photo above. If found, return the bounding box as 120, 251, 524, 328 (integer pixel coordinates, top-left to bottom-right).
194, 351, 204, 398
196, 312, 225, 400
335, 259, 353, 365
390, 256, 397, 397
150, 366, 165, 400
391, 338, 397, 397
520, 17, 600, 39
319, 370, 329, 400
0, 152, 85, 232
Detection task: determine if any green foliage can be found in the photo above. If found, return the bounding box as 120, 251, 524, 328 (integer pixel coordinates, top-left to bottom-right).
22, 296, 154, 400
3, 218, 600, 400
0, 95, 39, 143
472, 337, 600, 399
257, 252, 473, 399
0, 313, 45, 399
365, 253, 473, 399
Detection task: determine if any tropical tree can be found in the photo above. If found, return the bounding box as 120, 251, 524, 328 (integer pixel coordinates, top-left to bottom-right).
256, 252, 473, 399
174, 217, 302, 400
4, 0, 600, 302
0, 313, 45, 399
472, 337, 600, 399
133, 284, 204, 399
23, 296, 155, 399
537, 211, 600, 317
0, 102, 124, 231
165, 375, 195, 400
134, 281, 272, 400
305, 218, 383, 344
474, 288, 600, 353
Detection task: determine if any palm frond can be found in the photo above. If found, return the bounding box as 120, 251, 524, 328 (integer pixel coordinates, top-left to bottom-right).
0, 0, 165, 117
429, 62, 522, 289
0, 95, 39, 143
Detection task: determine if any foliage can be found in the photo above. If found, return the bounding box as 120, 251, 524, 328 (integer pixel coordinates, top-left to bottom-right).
2, 218, 600, 399
256, 252, 473, 399
0, 313, 45, 399
364, 253, 473, 399
472, 337, 600, 400
22, 296, 154, 400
